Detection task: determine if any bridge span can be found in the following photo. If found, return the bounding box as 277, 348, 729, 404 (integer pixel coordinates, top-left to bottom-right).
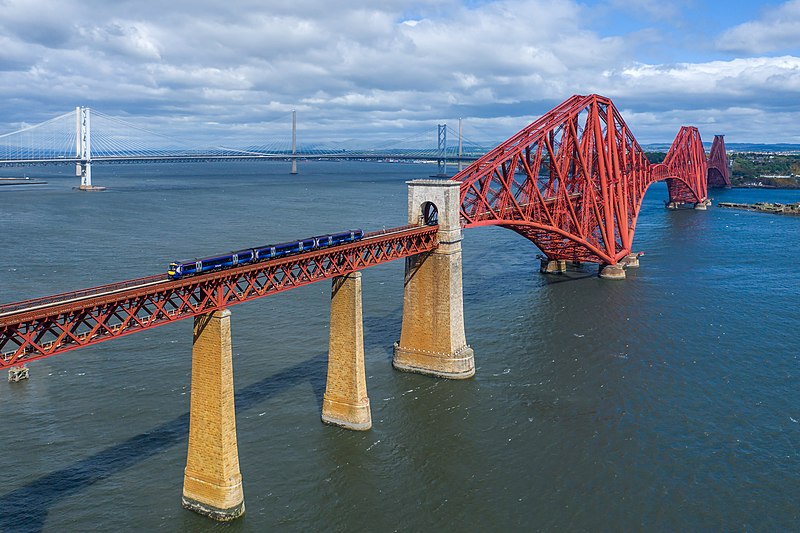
1, 94, 729, 521
0, 224, 438, 366
0, 108, 481, 187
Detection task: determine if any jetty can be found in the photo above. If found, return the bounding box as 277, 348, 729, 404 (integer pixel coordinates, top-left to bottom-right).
0, 177, 47, 186
718, 201, 800, 215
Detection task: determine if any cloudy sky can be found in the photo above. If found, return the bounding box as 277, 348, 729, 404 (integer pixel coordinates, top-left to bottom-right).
1, 0, 799, 146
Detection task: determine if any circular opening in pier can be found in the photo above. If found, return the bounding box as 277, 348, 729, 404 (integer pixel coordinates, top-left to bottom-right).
422, 202, 439, 226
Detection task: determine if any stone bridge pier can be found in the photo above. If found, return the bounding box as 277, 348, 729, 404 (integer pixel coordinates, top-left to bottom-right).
181, 180, 473, 522
393, 179, 474, 378
182, 272, 374, 520
182, 309, 245, 521
321, 271, 372, 430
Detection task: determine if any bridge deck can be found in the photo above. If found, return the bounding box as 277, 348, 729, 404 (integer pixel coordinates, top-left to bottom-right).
0, 224, 438, 368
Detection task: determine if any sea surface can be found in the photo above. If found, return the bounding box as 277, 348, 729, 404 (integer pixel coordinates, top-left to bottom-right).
1, 161, 798, 532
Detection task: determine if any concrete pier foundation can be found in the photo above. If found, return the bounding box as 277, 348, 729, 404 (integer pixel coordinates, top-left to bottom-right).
667, 199, 710, 210
598, 263, 626, 280
322, 272, 372, 431
540, 258, 567, 274
7, 366, 29, 382
182, 309, 245, 521
619, 253, 641, 268
695, 199, 711, 210
393, 180, 474, 379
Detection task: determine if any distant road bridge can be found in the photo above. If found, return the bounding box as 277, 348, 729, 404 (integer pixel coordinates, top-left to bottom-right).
0, 108, 483, 188
1, 94, 730, 522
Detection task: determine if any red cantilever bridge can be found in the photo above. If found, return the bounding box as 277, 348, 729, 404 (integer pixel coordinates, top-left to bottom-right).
0, 94, 727, 371
453, 94, 722, 266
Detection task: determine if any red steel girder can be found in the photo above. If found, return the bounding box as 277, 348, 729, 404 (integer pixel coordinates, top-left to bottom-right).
0, 225, 437, 368
653, 126, 709, 205
451, 93, 709, 265
707, 134, 731, 188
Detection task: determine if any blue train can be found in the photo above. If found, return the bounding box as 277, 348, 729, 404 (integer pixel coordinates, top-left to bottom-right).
167, 229, 363, 280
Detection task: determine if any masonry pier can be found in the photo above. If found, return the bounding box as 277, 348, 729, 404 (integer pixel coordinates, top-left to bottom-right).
619, 253, 641, 268
598, 263, 626, 280
322, 272, 372, 430
666, 199, 711, 210
540, 258, 567, 274
393, 180, 474, 379
182, 309, 245, 521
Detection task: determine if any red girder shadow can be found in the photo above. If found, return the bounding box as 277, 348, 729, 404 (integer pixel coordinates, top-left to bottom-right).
452, 94, 711, 265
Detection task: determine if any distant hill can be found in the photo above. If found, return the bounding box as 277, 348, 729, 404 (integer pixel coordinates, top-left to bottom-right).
724, 143, 800, 153
642, 142, 800, 153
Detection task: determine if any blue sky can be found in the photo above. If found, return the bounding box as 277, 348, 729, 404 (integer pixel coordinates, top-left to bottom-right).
581, 0, 794, 61
583, 1, 770, 39
1, 0, 799, 145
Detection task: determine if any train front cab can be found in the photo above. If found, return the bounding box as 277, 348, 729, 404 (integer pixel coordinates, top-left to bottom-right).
168, 262, 182, 280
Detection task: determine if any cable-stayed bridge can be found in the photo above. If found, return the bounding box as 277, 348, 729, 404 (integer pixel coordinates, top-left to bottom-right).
0, 107, 488, 189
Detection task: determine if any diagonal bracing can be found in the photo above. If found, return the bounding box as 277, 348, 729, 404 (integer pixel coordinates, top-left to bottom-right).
451, 94, 710, 265
0, 225, 437, 368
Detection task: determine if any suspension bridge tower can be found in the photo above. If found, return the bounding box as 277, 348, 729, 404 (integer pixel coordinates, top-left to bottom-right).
76, 106, 104, 191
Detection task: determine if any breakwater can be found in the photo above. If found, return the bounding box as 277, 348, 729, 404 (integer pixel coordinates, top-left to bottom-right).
718, 200, 800, 215
0, 176, 47, 186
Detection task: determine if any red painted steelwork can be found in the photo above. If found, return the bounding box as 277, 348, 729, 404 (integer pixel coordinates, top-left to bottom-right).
655, 126, 709, 205
707, 134, 731, 188
452, 94, 710, 265
0, 225, 437, 368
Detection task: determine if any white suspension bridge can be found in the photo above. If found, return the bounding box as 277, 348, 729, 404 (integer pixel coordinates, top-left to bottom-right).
0, 108, 489, 190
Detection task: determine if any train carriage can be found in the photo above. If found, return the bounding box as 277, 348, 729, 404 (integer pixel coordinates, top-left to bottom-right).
168, 229, 363, 280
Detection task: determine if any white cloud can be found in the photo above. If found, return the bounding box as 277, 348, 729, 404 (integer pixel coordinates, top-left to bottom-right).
612, 56, 800, 97
0, 0, 798, 145
717, 0, 800, 54
596, 56, 800, 142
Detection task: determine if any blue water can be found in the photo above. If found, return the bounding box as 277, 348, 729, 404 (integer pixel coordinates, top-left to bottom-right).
1, 162, 798, 531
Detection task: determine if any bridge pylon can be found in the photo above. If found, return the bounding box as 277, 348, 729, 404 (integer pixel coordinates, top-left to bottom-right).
393, 179, 474, 379
436, 124, 448, 177
75, 106, 104, 191
290, 110, 298, 175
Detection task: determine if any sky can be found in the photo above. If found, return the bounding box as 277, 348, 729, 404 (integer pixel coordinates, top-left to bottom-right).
1, 0, 799, 146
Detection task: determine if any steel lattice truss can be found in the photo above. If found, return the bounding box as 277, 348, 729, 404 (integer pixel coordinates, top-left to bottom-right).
707, 135, 731, 188
656, 126, 709, 205
0, 225, 437, 368
452, 94, 710, 264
